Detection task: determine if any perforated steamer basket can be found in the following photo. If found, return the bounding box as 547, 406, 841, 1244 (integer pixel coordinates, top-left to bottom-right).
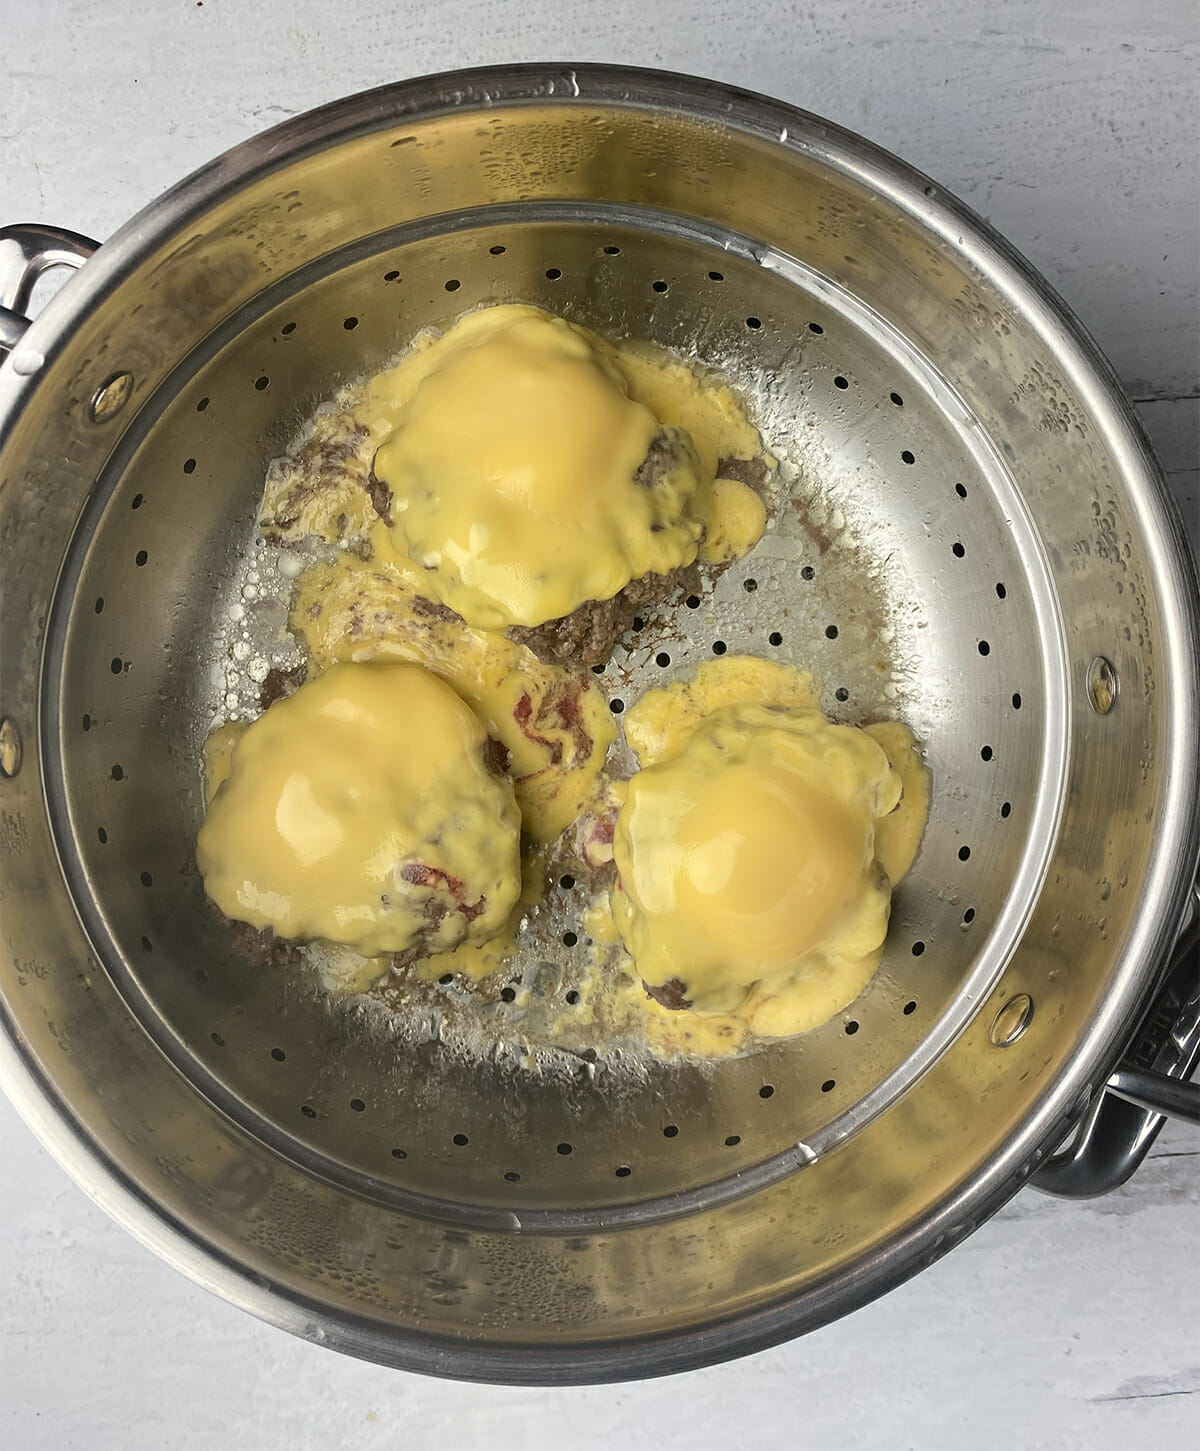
1, 66, 1198, 1384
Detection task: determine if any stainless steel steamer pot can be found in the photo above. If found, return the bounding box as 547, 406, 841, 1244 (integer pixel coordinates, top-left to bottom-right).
1, 66, 1197, 1384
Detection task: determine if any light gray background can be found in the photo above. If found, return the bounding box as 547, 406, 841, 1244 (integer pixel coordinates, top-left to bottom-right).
1, 1, 1197, 1447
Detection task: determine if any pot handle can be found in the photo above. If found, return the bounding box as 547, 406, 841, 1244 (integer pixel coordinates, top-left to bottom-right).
0, 224, 98, 359
1033, 876, 1200, 1197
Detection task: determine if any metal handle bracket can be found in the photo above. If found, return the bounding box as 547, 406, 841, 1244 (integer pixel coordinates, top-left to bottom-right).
1034, 878, 1200, 1197
0, 224, 98, 360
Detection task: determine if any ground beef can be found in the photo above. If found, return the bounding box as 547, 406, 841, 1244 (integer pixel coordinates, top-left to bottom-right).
644, 977, 692, 1010
365, 466, 392, 526
225, 918, 305, 968
715, 454, 770, 491
481, 735, 512, 776
258, 662, 308, 711
634, 426, 694, 490
509, 560, 702, 669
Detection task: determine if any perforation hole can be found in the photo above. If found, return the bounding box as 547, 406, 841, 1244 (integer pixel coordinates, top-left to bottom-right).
724, 1134, 741, 1146
280, 322, 297, 335
545, 267, 562, 281
890, 391, 904, 406
349, 1098, 366, 1113
82, 714, 91, 731
195, 397, 209, 413
444, 279, 461, 292
453, 1133, 469, 1147
300, 1105, 317, 1119
504, 1170, 521, 1182
253, 376, 269, 391
655, 652, 671, 667
1000, 801, 1012, 819
609, 698, 624, 714
743, 578, 757, 592
488, 245, 506, 256
343, 316, 359, 330
97, 827, 108, 844
110, 657, 122, 674
135, 549, 148, 567
270, 1047, 286, 1062
712, 640, 727, 655
139, 934, 151, 952
980, 745, 994, 761
995, 582, 1007, 599
903, 1000, 917, 1015
708, 270, 724, 281
391, 1147, 407, 1160
962, 908, 976, 925
685, 594, 701, 608
615, 1165, 631, 1177
978, 640, 991, 656
807, 322, 824, 334
383, 269, 401, 281
562, 931, 578, 947
821, 1079, 836, 1093
845, 1019, 859, 1035
768, 631, 783, 647
801, 565, 815, 581
1012, 693, 1022, 710
901, 450, 916, 465
745, 316, 762, 330
211, 1031, 225, 1047
95, 597, 104, 614
131, 493, 144, 509
559, 874, 575, 889
758, 1084, 775, 1099
959, 845, 972, 861
565, 990, 580, 1006
955, 482, 968, 499
110, 764, 124, 781
835, 687, 849, 702
952, 542, 965, 558
139, 870, 152, 887
834, 375, 849, 389
603, 245, 621, 256
912, 940, 926, 957
500, 986, 516, 1003
825, 624, 839, 640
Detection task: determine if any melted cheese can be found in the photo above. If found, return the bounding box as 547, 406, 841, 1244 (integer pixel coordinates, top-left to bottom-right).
368, 305, 763, 628
197, 661, 521, 957
613, 702, 898, 1012
290, 534, 615, 842
612, 655, 931, 1053
625, 654, 818, 766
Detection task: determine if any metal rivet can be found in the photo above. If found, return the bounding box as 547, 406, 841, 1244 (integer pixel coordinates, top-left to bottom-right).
0, 717, 22, 778
990, 992, 1034, 1047
90, 371, 134, 423
1086, 656, 1118, 714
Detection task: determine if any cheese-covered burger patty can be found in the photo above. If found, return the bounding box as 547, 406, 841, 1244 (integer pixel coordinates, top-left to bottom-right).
197, 661, 521, 958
